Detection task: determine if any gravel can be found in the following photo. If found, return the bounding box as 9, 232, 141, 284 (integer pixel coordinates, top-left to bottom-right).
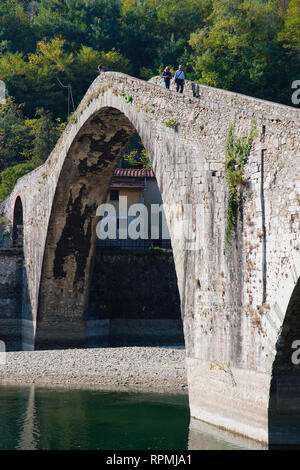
0, 346, 187, 394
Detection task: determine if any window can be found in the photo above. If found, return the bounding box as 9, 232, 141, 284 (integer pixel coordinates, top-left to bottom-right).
110, 190, 119, 201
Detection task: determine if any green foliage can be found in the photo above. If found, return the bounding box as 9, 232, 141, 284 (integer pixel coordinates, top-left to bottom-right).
148, 246, 168, 256
0, 37, 74, 117
67, 112, 77, 124
0, 0, 36, 53
35, 0, 122, 52
123, 149, 152, 169
122, 94, 133, 104
0, 0, 298, 202
164, 118, 177, 128
28, 109, 66, 166
0, 98, 65, 169
155, 0, 211, 40
0, 97, 65, 197
278, 0, 300, 54
98, 48, 132, 75
189, 0, 299, 104
225, 119, 257, 246
0, 97, 32, 169
0, 161, 35, 201
139, 67, 155, 80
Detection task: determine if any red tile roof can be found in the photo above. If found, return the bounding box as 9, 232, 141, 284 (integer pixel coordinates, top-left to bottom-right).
114, 168, 155, 178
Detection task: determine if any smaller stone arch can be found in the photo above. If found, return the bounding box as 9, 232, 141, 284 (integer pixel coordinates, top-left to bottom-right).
269, 276, 300, 446
12, 196, 23, 249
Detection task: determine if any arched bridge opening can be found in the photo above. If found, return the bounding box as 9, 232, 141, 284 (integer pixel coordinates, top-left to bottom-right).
12, 196, 23, 249
269, 277, 300, 447
35, 107, 184, 350
88, 133, 183, 347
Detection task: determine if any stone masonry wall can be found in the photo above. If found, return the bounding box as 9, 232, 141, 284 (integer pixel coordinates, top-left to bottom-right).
87, 248, 183, 346
0, 249, 23, 350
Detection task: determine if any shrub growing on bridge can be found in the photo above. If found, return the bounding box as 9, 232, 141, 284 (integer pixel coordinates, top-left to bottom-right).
225, 120, 257, 246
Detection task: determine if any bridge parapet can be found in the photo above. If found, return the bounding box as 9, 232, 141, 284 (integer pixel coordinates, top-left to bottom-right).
149, 75, 300, 121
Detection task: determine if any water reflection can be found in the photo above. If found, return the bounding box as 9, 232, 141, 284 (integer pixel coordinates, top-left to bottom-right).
16, 385, 39, 450
188, 418, 267, 450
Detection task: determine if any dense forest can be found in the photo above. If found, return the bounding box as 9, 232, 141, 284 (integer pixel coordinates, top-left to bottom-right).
0, 0, 299, 199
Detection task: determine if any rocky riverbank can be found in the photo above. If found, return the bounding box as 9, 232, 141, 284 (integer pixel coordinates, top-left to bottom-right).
0, 346, 187, 394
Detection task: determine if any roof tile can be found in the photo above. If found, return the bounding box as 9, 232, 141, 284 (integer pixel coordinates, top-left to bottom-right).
114, 168, 155, 178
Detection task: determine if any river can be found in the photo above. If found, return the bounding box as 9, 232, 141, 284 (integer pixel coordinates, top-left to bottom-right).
0, 385, 267, 450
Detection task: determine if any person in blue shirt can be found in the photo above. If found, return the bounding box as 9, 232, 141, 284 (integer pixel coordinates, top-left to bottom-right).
162, 66, 172, 89
174, 65, 185, 93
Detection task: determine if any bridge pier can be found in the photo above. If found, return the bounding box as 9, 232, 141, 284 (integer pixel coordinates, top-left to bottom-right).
187, 358, 270, 442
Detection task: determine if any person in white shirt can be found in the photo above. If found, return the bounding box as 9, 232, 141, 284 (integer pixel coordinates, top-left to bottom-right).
174, 65, 185, 93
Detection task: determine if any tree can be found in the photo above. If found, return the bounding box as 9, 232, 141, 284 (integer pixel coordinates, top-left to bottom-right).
0, 98, 32, 169
123, 149, 152, 169
0, 0, 36, 54
156, 0, 211, 40
0, 38, 74, 117
154, 36, 187, 73
119, 0, 212, 76
119, 6, 161, 76
0, 97, 65, 172
278, 0, 300, 54
0, 161, 36, 201
35, 0, 122, 52
28, 108, 66, 165
189, 0, 297, 105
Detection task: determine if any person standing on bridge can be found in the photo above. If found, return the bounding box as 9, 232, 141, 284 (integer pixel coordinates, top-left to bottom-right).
98, 64, 109, 74
162, 66, 172, 89
174, 65, 185, 93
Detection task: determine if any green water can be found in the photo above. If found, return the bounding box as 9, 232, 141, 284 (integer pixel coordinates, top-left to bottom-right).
0, 386, 190, 450
0, 385, 267, 450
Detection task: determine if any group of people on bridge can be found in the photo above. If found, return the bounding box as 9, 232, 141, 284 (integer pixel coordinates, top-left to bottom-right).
98, 63, 185, 94
161, 65, 185, 93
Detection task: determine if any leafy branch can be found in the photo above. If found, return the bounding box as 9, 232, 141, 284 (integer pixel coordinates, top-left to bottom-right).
210, 359, 237, 387
123, 149, 152, 169
224, 119, 257, 246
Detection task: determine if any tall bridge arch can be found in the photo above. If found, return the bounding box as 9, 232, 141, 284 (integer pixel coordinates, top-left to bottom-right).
0, 72, 300, 443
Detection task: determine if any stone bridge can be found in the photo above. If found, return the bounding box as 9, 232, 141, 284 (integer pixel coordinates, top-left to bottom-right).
0, 72, 300, 445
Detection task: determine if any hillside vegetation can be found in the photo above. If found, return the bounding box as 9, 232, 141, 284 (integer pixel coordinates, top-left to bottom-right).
0, 0, 299, 196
